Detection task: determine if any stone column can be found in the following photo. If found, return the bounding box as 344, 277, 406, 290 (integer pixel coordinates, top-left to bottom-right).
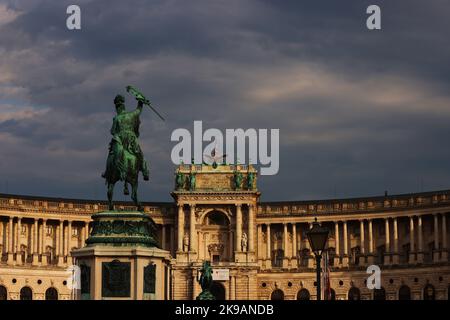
81, 223, 86, 247
235, 204, 242, 252
57, 220, 64, 266
342, 221, 349, 266
384, 218, 390, 265
177, 205, 184, 252
257, 225, 262, 260
283, 223, 289, 268
16, 217, 22, 265
433, 214, 440, 262
40, 219, 47, 266
248, 205, 255, 252
307, 222, 315, 269
334, 222, 340, 266
266, 224, 271, 268
291, 223, 297, 268
189, 204, 196, 253
161, 224, 166, 250
84, 221, 89, 243
32, 219, 39, 266
392, 217, 399, 264
7, 217, 13, 265
442, 214, 448, 262
359, 220, 366, 265
368, 219, 374, 264
229, 275, 236, 300
417, 216, 424, 263
409, 216, 415, 264
170, 225, 175, 256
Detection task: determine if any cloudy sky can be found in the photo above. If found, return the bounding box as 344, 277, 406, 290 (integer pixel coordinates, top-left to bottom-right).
0, 0, 449, 203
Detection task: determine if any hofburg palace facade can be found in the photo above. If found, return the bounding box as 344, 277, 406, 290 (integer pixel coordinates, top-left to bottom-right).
0, 164, 449, 300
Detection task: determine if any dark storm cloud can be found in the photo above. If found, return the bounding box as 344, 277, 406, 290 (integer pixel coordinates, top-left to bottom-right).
0, 0, 450, 202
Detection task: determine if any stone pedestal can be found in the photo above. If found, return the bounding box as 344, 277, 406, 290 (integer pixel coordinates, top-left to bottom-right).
408, 253, 416, 264
416, 252, 424, 263
31, 253, 39, 266
342, 255, 349, 267
391, 253, 399, 265
73, 245, 171, 300
383, 253, 391, 265
282, 257, 289, 269
290, 257, 298, 269
7, 252, 14, 265
433, 251, 440, 263
72, 211, 171, 300
333, 256, 341, 267
358, 255, 367, 267
307, 256, 315, 269
441, 250, 448, 262
234, 251, 247, 263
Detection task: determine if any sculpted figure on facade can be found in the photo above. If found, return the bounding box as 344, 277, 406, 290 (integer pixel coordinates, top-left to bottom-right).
189, 172, 196, 191
241, 232, 248, 252
183, 233, 189, 252
234, 170, 243, 190
175, 171, 185, 190
247, 171, 255, 190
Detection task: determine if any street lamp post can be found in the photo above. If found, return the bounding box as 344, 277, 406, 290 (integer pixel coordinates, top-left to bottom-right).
306, 218, 330, 300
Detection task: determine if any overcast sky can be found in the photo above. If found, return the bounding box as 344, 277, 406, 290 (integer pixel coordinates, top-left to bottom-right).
0, 0, 450, 203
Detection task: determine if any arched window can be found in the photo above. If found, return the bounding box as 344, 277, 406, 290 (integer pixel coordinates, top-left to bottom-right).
0, 285, 7, 300
45, 287, 58, 300
297, 288, 310, 300
373, 287, 386, 300
423, 284, 435, 300
348, 287, 361, 300
205, 211, 229, 226
398, 285, 411, 300
271, 289, 284, 300
20, 287, 32, 300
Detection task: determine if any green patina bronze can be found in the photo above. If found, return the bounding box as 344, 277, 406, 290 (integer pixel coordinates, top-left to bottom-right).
247, 171, 255, 190
102, 86, 163, 211
196, 261, 215, 300
189, 172, 196, 191
233, 170, 243, 190
175, 171, 185, 190
86, 211, 159, 247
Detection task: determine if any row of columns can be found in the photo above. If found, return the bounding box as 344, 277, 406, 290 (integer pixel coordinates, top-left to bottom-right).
177, 203, 256, 256
259, 213, 448, 268
1, 217, 90, 266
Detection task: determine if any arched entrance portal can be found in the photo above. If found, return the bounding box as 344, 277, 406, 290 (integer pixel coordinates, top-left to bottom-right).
200, 210, 232, 263
0, 285, 7, 300
398, 285, 411, 300
297, 288, 310, 300
20, 287, 32, 300
271, 289, 284, 300
210, 281, 226, 300
45, 287, 58, 300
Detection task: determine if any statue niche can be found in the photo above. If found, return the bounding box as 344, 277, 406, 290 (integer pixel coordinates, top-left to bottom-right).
200, 210, 231, 263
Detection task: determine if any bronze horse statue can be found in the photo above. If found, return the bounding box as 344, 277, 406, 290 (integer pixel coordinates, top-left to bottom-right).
102, 86, 164, 211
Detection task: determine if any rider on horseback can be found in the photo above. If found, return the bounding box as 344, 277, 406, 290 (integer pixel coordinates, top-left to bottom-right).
102, 94, 150, 184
